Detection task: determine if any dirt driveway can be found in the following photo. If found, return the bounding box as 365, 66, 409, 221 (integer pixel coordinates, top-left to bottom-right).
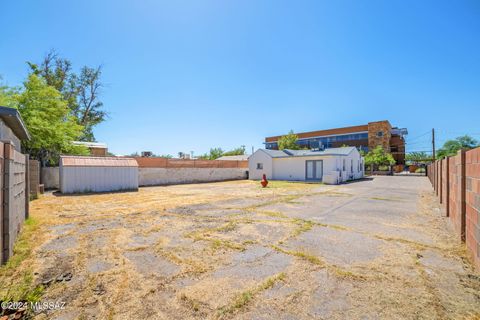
1, 177, 479, 319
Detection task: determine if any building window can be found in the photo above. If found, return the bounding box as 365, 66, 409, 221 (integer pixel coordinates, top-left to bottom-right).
256, 163, 263, 170
377, 131, 384, 137
342, 159, 346, 171
351, 159, 353, 173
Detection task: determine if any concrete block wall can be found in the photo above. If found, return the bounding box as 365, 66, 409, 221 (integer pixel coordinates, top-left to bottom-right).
41, 159, 249, 189
1, 142, 28, 264
465, 148, 480, 269
139, 168, 247, 186
451, 152, 465, 239
427, 147, 480, 270
29, 159, 40, 198
136, 158, 248, 186
41, 166, 59, 189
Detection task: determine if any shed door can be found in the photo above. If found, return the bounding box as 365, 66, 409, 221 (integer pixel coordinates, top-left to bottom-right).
306, 160, 323, 181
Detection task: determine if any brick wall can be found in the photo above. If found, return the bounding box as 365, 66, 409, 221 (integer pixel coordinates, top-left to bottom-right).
465, 148, 480, 269
427, 147, 480, 270
134, 157, 248, 169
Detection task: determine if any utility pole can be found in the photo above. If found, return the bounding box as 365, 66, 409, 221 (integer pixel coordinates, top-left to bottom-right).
432, 128, 436, 161
251, 146, 254, 155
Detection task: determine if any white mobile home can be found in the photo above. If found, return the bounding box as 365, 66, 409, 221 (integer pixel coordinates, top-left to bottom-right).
248, 147, 363, 184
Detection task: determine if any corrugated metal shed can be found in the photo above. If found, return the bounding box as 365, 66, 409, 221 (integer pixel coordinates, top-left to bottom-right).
60, 156, 138, 193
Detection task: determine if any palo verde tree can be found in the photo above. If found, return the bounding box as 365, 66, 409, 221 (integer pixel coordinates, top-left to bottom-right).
364, 146, 396, 168
278, 130, 301, 150
28, 50, 106, 141
436, 135, 479, 159
14, 74, 88, 165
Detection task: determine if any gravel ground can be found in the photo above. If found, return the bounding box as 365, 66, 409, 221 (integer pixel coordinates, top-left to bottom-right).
2, 177, 479, 319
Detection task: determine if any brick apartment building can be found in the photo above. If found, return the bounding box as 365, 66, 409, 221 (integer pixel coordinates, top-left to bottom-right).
265, 120, 408, 164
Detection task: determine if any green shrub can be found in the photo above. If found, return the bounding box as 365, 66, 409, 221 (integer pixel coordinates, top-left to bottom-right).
415, 168, 426, 173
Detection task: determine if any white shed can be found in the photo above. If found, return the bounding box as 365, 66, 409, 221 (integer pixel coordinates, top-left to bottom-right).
248, 147, 364, 184
60, 156, 139, 193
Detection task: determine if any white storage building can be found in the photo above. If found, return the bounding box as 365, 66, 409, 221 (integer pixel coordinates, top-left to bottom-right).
248, 147, 364, 184
60, 156, 138, 193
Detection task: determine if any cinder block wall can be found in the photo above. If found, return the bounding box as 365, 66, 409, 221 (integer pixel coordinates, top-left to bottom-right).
139, 168, 248, 186
450, 152, 465, 239
29, 159, 39, 198
465, 148, 480, 269
41, 167, 60, 189
1, 142, 28, 264
427, 147, 480, 270
135, 158, 248, 186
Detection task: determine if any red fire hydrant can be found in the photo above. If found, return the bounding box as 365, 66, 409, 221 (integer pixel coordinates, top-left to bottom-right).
261, 174, 268, 188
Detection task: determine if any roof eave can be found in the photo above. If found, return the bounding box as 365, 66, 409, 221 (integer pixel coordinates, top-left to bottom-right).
0, 106, 31, 140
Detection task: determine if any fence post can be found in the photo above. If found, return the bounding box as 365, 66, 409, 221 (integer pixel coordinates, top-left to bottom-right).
445, 157, 450, 217
25, 154, 29, 219
2, 142, 12, 263
438, 161, 441, 196
459, 149, 466, 241
439, 160, 443, 203
0, 141, 3, 264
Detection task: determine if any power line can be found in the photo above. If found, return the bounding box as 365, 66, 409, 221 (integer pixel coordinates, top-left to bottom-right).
406, 130, 431, 143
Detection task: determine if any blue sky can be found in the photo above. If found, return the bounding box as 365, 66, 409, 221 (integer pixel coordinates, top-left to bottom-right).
1, 0, 479, 156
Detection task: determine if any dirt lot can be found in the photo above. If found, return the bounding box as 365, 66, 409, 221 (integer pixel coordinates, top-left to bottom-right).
1, 176, 479, 319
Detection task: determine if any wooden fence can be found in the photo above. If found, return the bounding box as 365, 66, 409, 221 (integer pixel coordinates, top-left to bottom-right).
427, 147, 480, 269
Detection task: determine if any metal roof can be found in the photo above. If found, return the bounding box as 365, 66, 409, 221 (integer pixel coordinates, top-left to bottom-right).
60, 156, 138, 167
216, 155, 250, 161
261, 147, 357, 158
0, 106, 30, 140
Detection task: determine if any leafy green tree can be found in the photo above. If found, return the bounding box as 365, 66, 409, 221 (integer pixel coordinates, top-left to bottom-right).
0, 79, 19, 108
199, 145, 247, 160
222, 145, 246, 156
364, 146, 396, 167
406, 151, 432, 164
278, 130, 302, 150
198, 148, 224, 160
437, 135, 479, 159
28, 50, 106, 141
15, 75, 88, 165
